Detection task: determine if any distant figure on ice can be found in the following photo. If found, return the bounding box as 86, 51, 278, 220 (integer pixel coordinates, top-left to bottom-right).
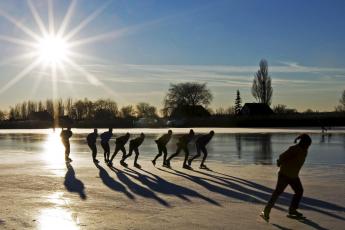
87, 129, 99, 163
108, 132, 130, 167
100, 128, 113, 163
60, 127, 73, 162
260, 134, 312, 222
152, 130, 173, 167
188, 130, 215, 169
166, 129, 195, 169
121, 133, 145, 168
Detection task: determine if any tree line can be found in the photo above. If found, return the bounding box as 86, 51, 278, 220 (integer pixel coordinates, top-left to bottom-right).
0, 99, 158, 121
0, 59, 344, 121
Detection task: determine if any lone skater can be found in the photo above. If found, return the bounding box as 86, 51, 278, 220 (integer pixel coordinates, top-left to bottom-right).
152, 130, 173, 167
166, 129, 195, 169
108, 132, 130, 167
87, 129, 99, 163
60, 127, 73, 162
188, 130, 214, 169
100, 128, 113, 163
260, 134, 312, 222
121, 133, 145, 168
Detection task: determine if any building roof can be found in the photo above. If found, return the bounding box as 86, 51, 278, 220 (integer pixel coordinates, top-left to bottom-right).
240, 103, 274, 115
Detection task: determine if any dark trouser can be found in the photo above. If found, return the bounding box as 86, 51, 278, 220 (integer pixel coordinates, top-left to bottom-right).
88, 142, 97, 160
63, 141, 70, 160
265, 173, 304, 213
167, 144, 189, 166
101, 141, 110, 161
110, 145, 126, 162
189, 143, 208, 166
153, 144, 168, 164
123, 145, 139, 164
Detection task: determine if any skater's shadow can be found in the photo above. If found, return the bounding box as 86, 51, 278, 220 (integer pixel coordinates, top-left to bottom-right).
125, 167, 220, 206
158, 167, 268, 206
298, 218, 329, 230
94, 163, 134, 200
271, 224, 292, 230
109, 166, 170, 207
272, 217, 328, 230
64, 163, 87, 200
192, 169, 345, 221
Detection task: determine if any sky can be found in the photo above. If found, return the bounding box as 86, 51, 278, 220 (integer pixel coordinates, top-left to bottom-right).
0, 0, 344, 112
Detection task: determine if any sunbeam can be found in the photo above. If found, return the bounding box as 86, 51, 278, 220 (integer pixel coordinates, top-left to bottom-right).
57, 0, 77, 37
0, 8, 40, 41
0, 59, 41, 94
0, 35, 37, 47
28, 0, 48, 36
64, 0, 112, 41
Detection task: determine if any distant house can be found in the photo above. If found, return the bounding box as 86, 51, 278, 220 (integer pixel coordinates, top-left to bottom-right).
170, 105, 211, 118
28, 111, 52, 121
240, 103, 274, 116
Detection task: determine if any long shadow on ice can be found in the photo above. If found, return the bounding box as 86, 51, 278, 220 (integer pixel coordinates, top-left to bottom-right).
109, 166, 170, 207
95, 163, 134, 200
125, 167, 220, 206
158, 168, 268, 207
64, 163, 86, 200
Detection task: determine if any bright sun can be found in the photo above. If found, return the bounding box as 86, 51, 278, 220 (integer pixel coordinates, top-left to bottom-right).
0, 0, 117, 96
36, 34, 69, 65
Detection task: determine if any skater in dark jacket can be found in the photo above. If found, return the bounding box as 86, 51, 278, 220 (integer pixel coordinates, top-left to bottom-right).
121, 133, 145, 168
166, 129, 194, 169
188, 130, 214, 169
100, 128, 113, 163
60, 127, 73, 162
152, 130, 173, 167
87, 129, 99, 163
261, 134, 312, 222
108, 133, 130, 167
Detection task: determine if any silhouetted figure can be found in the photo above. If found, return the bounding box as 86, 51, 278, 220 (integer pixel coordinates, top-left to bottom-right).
261, 134, 312, 222
108, 132, 130, 167
122, 133, 145, 168
60, 127, 73, 162
100, 128, 113, 163
87, 129, 98, 163
188, 130, 214, 169
166, 129, 195, 169
152, 130, 173, 167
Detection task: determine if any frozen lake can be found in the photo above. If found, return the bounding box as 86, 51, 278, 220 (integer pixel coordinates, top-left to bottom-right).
0, 128, 344, 166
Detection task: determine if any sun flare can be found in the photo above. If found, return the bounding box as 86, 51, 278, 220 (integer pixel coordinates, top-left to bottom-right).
36, 34, 70, 65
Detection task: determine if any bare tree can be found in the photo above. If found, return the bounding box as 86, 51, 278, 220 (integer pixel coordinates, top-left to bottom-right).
335, 90, 345, 112
136, 102, 157, 118
163, 82, 213, 116
120, 105, 136, 118
252, 59, 273, 105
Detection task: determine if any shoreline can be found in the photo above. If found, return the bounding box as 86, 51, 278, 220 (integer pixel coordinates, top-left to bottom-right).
0, 126, 344, 134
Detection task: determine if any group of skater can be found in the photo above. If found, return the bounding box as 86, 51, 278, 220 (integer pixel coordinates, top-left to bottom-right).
60, 127, 312, 221
61, 128, 214, 170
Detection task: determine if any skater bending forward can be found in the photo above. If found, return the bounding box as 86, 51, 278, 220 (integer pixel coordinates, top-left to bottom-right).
261, 134, 312, 222
166, 129, 194, 169
87, 128, 99, 163
188, 130, 214, 169
100, 128, 113, 163
122, 133, 145, 168
152, 130, 173, 167
108, 133, 130, 167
